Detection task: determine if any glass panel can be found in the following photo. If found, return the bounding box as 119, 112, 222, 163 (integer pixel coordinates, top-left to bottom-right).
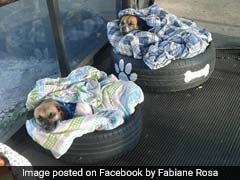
0, 0, 59, 107
0, 0, 58, 135
0, 0, 117, 139
58, 0, 117, 68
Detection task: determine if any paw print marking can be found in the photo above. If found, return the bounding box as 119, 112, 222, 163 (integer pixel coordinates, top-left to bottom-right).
115, 59, 138, 81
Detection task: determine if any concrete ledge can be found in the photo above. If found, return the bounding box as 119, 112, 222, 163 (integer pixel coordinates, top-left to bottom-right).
157, 0, 240, 48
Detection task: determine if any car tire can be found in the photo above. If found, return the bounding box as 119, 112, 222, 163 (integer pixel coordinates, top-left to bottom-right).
33, 105, 142, 164
112, 43, 216, 92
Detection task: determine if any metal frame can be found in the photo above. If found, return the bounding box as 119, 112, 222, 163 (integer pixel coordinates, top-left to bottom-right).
46, 0, 71, 77
116, 0, 155, 12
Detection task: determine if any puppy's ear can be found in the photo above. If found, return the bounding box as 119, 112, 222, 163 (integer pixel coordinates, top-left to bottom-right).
137, 17, 150, 31
56, 105, 67, 120
56, 105, 64, 112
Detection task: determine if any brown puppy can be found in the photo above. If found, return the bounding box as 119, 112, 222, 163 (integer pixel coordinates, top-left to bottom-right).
0, 153, 15, 180
0, 0, 17, 7
119, 15, 149, 35
34, 99, 67, 132
0, 153, 9, 166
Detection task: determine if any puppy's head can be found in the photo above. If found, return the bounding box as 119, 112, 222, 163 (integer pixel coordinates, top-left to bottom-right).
119, 15, 141, 35
34, 99, 67, 132
0, 153, 9, 166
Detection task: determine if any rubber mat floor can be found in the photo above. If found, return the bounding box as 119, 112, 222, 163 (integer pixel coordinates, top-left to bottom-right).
6, 50, 240, 166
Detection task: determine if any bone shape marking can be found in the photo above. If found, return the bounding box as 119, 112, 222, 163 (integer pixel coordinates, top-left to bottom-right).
184, 64, 210, 83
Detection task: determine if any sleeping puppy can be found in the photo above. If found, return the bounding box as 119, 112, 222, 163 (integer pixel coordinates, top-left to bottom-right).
34, 99, 67, 132
34, 99, 93, 132
119, 15, 150, 35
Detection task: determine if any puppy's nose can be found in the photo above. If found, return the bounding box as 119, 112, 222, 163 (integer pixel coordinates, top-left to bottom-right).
122, 26, 127, 32
44, 121, 57, 132
44, 125, 54, 132
121, 27, 129, 35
